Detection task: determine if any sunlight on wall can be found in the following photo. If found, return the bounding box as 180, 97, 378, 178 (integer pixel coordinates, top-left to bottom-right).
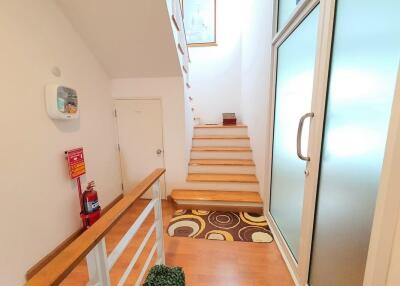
188, 0, 242, 123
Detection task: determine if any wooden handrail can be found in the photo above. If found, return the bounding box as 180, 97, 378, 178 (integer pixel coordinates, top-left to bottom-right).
25, 168, 166, 286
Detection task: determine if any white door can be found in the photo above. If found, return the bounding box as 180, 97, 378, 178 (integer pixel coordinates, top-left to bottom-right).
115, 99, 165, 199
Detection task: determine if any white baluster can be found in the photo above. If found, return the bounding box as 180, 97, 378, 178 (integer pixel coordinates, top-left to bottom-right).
86, 238, 111, 286
152, 180, 166, 264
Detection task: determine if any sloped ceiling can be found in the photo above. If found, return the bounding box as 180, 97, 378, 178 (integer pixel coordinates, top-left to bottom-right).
55, 0, 181, 78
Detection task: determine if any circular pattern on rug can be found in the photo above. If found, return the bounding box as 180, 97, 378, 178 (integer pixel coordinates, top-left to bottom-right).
208, 211, 240, 230
238, 226, 273, 243
174, 209, 187, 216
168, 214, 206, 238
239, 212, 268, 227
192, 210, 210, 216
251, 232, 273, 243
205, 230, 234, 241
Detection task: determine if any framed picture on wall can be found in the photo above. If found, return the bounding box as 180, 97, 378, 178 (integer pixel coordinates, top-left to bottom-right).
182, 0, 217, 47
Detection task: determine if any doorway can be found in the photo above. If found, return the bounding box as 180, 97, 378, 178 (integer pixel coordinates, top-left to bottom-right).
115, 99, 166, 199
266, 0, 400, 285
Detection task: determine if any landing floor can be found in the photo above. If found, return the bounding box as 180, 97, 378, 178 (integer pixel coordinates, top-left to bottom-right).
62, 199, 293, 286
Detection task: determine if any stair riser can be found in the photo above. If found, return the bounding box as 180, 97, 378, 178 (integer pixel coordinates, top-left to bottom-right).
173, 200, 262, 207
191, 151, 253, 160
194, 128, 248, 136
184, 182, 259, 192
192, 139, 250, 147
188, 165, 256, 174
173, 201, 263, 214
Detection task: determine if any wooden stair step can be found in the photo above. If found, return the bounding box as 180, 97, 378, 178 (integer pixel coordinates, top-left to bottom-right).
171, 190, 262, 204
193, 135, 250, 140
189, 159, 255, 166
194, 124, 247, 128
191, 146, 252, 152
187, 173, 259, 183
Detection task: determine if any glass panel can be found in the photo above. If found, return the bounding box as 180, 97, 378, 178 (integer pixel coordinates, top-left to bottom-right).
270, 6, 320, 261
278, 0, 301, 31
309, 0, 400, 285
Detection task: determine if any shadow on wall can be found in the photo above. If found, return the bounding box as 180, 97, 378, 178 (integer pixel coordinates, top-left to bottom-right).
51, 118, 81, 133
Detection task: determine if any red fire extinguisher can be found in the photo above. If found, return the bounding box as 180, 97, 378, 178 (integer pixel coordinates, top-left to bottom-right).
81, 181, 101, 228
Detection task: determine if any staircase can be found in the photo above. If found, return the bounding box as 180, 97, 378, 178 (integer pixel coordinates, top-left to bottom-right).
171, 124, 263, 213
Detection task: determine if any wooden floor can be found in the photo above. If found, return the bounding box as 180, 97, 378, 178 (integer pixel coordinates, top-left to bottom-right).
61, 199, 293, 286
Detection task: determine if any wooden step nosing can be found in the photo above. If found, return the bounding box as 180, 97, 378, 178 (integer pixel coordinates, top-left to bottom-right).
187, 179, 259, 184
194, 125, 247, 128
191, 148, 252, 152
188, 160, 255, 166
192, 137, 250, 140
171, 202, 263, 214
187, 173, 258, 177
174, 200, 263, 206
186, 174, 259, 184
171, 197, 262, 204
189, 162, 256, 166
171, 190, 263, 204
172, 189, 261, 194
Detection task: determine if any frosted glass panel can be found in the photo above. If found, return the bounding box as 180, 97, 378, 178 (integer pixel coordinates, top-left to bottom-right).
278, 0, 300, 30
270, 6, 319, 261
309, 0, 400, 285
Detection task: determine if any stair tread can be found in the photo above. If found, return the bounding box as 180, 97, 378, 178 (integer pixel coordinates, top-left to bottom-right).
191, 146, 252, 152
171, 189, 263, 203
189, 159, 255, 166
193, 135, 250, 140
195, 124, 247, 128
187, 173, 259, 183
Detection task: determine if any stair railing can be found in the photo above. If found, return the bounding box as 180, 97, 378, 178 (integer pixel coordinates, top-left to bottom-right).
168, 0, 190, 84
25, 168, 166, 286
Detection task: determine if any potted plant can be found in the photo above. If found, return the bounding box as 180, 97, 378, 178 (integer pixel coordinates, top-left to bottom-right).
143, 265, 185, 286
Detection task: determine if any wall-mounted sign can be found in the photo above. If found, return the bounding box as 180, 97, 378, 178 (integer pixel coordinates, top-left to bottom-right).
66, 148, 86, 179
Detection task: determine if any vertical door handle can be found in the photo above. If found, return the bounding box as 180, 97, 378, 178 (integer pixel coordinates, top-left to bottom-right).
297, 112, 314, 161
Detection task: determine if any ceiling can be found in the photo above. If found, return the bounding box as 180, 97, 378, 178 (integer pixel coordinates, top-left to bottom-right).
55, 0, 181, 78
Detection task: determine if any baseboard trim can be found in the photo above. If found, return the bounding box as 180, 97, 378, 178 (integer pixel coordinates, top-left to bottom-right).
26, 193, 123, 280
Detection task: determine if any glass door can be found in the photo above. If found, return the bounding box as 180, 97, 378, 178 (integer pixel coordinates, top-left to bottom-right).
270, 5, 320, 262
309, 0, 400, 285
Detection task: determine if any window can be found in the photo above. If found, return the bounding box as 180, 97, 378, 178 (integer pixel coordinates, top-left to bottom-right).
277, 0, 302, 31
183, 0, 216, 47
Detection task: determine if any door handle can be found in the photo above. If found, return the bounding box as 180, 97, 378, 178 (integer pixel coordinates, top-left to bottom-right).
156, 149, 163, 155
297, 112, 314, 161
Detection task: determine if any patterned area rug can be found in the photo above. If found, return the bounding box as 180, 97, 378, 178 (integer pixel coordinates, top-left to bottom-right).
167, 209, 273, 243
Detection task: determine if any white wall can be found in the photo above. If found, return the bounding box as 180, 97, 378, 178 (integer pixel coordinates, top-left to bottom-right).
111, 78, 188, 195
240, 0, 274, 199
189, 0, 242, 124
0, 1, 122, 285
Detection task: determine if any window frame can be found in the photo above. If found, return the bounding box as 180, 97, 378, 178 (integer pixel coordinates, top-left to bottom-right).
182, 0, 217, 47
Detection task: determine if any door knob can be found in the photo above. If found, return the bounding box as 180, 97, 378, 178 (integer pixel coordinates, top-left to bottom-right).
156, 149, 163, 155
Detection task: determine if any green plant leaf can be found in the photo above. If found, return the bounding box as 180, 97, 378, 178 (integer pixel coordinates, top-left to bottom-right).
143, 265, 185, 286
